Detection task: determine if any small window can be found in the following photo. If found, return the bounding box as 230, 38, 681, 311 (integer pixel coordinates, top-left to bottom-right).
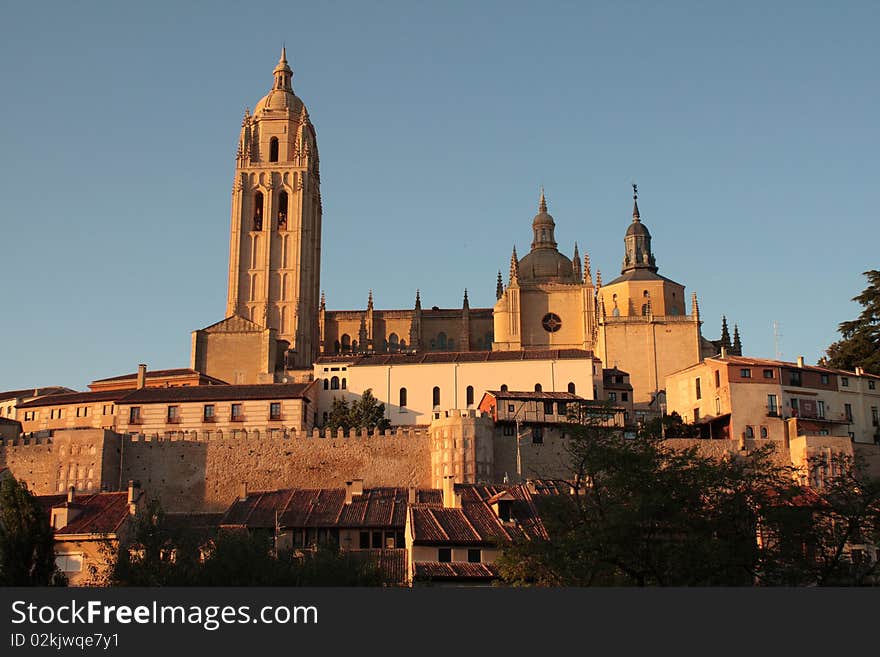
767, 394, 778, 415
55, 553, 83, 573
467, 549, 481, 564
270, 402, 281, 420
714, 370, 720, 387
231, 403, 243, 421
763, 369, 774, 379
608, 392, 617, 402
845, 403, 853, 422
820, 373, 829, 385
503, 424, 515, 436
740, 368, 752, 379
330, 376, 340, 390
693, 408, 700, 422
269, 137, 279, 162
534, 383, 542, 392
438, 548, 452, 563
715, 397, 721, 415
359, 531, 370, 549
789, 370, 802, 386
507, 404, 515, 413
532, 426, 543, 444
323, 379, 329, 390
841, 377, 849, 387
466, 386, 474, 407
621, 392, 629, 402
203, 404, 215, 421
543, 401, 554, 415
557, 401, 567, 415
341, 378, 347, 390
760, 426, 768, 439
695, 377, 702, 400
500, 384, 508, 392
567, 382, 576, 394
869, 380, 876, 390
399, 388, 407, 408
167, 406, 179, 422
432, 386, 440, 408
745, 426, 754, 439
129, 407, 141, 424
817, 400, 825, 419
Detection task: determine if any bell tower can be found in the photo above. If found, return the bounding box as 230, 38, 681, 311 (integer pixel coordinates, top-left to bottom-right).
226, 48, 322, 369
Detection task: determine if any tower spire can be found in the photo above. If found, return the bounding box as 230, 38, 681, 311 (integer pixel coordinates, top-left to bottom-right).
539, 186, 547, 213
496, 271, 504, 300
273, 46, 293, 91
720, 315, 731, 350
319, 290, 326, 311
414, 289, 421, 310
732, 324, 742, 356
463, 289, 469, 309
584, 253, 592, 285
572, 242, 582, 280
509, 246, 519, 283
632, 182, 640, 221
367, 289, 374, 311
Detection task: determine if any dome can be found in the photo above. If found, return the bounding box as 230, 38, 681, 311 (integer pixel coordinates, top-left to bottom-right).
254, 89, 303, 114
532, 209, 555, 228
626, 220, 651, 237
517, 249, 576, 283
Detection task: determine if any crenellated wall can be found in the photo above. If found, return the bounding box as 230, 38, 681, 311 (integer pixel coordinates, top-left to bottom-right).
1, 427, 431, 513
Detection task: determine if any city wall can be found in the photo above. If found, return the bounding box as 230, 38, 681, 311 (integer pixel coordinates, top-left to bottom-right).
0, 427, 431, 513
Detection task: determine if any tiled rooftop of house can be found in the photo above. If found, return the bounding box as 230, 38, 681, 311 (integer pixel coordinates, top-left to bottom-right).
316, 349, 595, 367
39, 492, 131, 535
119, 382, 315, 404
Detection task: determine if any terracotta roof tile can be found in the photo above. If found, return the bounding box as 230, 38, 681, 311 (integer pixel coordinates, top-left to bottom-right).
0, 386, 72, 401
414, 562, 499, 580
17, 389, 131, 409
90, 368, 228, 384
39, 492, 131, 535
119, 382, 314, 404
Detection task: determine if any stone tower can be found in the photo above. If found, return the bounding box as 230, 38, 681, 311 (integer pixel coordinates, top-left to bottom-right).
225, 49, 322, 369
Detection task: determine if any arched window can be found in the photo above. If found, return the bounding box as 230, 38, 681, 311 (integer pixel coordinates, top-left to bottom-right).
568, 382, 576, 394
500, 384, 508, 392
341, 334, 351, 353
466, 386, 474, 407
437, 332, 447, 350
330, 376, 340, 390
323, 379, 329, 390
534, 383, 543, 392
399, 388, 407, 408
388, 333, 399, 352
253, 192, 264, 231
432, 386, 441, 408
341, 378, 347, 389
269, 137, 279, 162
277, 190, 288, 228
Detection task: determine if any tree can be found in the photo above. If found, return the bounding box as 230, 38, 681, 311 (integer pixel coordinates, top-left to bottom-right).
496, 404, 802, 586
324, 389, 390, 433
0, 477, 64, 586
822, 270, 880, 375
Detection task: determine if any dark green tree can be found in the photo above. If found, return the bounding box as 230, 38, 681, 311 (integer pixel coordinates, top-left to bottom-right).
496, 405, 801, 586
822, 270, 880, 375
0, 477, 64, 586
324, 389, 390, 433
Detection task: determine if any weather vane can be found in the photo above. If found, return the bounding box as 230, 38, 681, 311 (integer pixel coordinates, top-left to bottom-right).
632, 182, 638, 200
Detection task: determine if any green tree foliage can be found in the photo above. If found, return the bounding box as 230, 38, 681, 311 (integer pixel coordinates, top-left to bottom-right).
324, 388, 391, 433
0, 477, 64, 586
822, 270, 880, 375
497, 404, 880, 586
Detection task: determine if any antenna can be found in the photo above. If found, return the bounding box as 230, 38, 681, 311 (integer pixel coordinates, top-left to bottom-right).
772, 320, 782, 360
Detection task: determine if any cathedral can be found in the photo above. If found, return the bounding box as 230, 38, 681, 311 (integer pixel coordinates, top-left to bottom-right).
191, 51, 716, 412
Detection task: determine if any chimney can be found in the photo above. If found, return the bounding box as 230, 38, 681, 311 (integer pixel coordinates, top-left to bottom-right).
239, 482, 248, 502
136, 364, 147, 389
67, 485, 75, 504
855, 366, 864, 376
407, 486, 417, 505
345, 479, 364, 504
797, 356, 804, 369
720, 346, 727, 359
442, 475, 461, 509
127, 480, 140, 515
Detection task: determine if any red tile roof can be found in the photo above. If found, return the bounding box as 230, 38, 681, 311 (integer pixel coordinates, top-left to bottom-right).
409, 484, 550, 546
0, 387, 73, 401
485, 390, 584, 402
0, 417, 21, 426
38, 492, 131, 536
414, 562, 499, 580
221, 487, 442, 530
17, 389, 131, 409
711, 355, 880, 379
90, 369, 228, 385
119, 382, 315, 404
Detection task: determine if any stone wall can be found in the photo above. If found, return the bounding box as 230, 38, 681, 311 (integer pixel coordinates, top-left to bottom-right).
0, 430, 121, 496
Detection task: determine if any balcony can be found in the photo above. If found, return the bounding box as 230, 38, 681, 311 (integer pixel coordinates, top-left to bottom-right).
202, 416, 216, 423
230, 415, 246, 422
166, 416, 182, 424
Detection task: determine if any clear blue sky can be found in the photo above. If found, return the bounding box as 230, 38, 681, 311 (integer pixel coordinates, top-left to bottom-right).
1, 1, 876, 391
